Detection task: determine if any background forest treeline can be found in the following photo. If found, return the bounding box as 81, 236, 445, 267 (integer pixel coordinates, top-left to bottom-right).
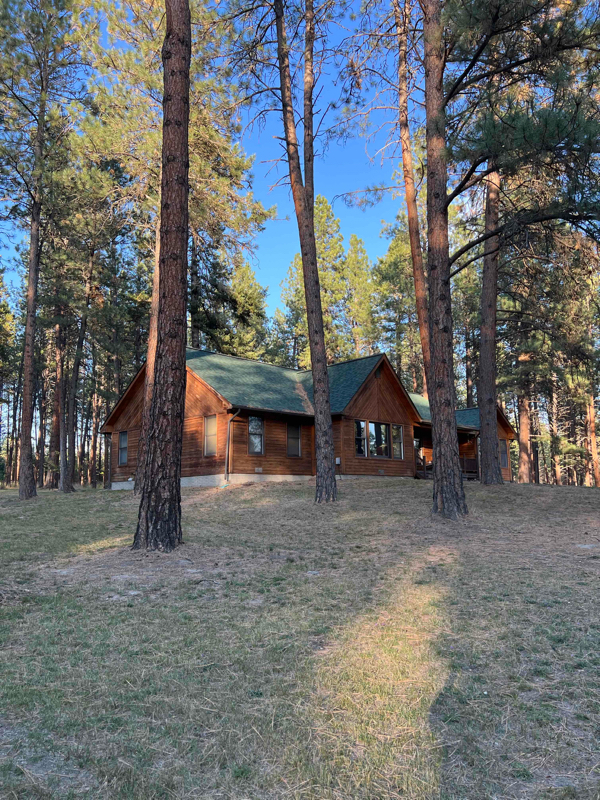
1, 0, 599, 491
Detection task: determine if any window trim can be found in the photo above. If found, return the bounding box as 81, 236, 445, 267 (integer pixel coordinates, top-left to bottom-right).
286, 422, 302, 458
118, 431, 128, 466
248, 415, 265, 456
368, 421, 392, 459
204, 414, 217, 457
354, 419, 367, 458
392, 424, 404, 460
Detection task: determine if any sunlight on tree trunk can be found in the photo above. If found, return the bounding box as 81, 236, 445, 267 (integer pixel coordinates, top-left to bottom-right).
133, 0, 191, 550
423, 0, 467, 519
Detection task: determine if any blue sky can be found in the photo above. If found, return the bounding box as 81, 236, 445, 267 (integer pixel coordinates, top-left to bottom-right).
1, 107, 404, 318
241, 113, 402, 316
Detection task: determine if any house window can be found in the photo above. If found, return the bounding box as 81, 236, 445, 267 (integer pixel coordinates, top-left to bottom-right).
355, 420, 367, 456
499, 438, 509, 469
248, 416, 264, 455
204, 415, 217, 456
287, 423, 301, 457
369, 422, 390, 458
392, 424, 404, 459
118, 431, 128, 466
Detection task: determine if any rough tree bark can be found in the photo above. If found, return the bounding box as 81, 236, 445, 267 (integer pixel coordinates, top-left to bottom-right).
478, 168, 504, 484
18, 53, 48, 499
423, 0, 467, 518
273, 0, 336, 502
393, 0, 430, 397
518, 388, 531, 483
133, 0, 191, 550
465, 323, 474, 407
586, 392, 600, 487
134, 215, 161, 494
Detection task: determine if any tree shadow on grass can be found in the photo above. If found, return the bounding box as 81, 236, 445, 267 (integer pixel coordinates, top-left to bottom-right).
428, 528, 600, 800
1, 480, 599, 799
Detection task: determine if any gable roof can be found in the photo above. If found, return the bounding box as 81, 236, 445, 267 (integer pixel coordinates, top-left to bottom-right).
409, 392, 516, 436
185, 349, 385, 416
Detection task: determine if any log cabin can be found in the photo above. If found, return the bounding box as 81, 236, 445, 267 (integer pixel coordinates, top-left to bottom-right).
100, 348, 516, 488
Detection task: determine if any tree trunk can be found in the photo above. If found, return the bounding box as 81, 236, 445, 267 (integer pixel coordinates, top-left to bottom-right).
18, 200, 42, 498
66, 252, 94, 489
89, 389, 100, 488
135, 214, 161, 494
394, 0, 430, 398
423, 0, 467, 519
478, 169, 503, 484
190, 231, 201, 348
273, 0, 336, 502
18, 52, 48, 500
586, 392, 600, 487
47, 365, 60, 488
134, 0, 191, 550
465, 323, 473, 407
531, 396, 540, 484
79, 397, 92, 485
36, 368, 46, 488
549, 378, 562, 485
55, 324, 70, 493
518, 389, 531, 483
10, 357, 24, 485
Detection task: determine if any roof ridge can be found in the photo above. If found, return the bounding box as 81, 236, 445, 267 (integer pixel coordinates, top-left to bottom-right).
327, 352, 383, 367
186, 346, 310, 374
186, 347, 383, 374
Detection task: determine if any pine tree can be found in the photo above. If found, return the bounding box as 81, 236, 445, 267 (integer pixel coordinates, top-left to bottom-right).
134, 0, 191, 551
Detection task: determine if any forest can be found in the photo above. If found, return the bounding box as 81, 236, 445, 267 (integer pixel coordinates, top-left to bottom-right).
1, 0, 600, 533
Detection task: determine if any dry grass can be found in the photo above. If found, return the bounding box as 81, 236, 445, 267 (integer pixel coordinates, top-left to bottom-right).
0, 478, 598, 799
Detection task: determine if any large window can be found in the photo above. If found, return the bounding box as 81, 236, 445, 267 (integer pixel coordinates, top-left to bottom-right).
248, 416, 264, 455
287, 423, 301, 457
499, 438, 509, 469
204, 415, 217, 456
355, 420, 367, 456
118, 431, 128, 466
392, 424, 404, 460
369, 422, 390, 458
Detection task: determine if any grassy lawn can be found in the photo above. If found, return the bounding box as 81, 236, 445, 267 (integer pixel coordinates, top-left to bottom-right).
0, 479, 599, 799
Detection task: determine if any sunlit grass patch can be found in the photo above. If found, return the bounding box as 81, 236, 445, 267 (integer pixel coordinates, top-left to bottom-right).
0, 480, 598, 798
291, 551, 454, 799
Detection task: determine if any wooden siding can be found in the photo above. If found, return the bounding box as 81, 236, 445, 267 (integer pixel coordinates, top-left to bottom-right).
340, 363, 416, 476
345, 358, 419, 425
231, 412, 314, 476
111, 428, 140, 483
110, 368, 230, 481
337, 417, 415, 476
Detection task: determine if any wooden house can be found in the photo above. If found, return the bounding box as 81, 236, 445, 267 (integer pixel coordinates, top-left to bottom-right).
409, 393, 516, 482
100, 348, 516, 488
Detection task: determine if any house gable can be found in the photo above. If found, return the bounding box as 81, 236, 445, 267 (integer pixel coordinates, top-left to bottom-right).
343, 356, 421, 424
101, 365, 229, 434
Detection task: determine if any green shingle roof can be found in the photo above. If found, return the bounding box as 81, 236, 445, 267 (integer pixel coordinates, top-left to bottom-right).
408, 393, 432, 422
455, 408, 481, 429
409, 392, 481, 429
185, 349, 383, 416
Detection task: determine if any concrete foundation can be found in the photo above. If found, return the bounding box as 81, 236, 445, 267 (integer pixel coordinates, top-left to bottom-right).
111, 473, 313, 490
